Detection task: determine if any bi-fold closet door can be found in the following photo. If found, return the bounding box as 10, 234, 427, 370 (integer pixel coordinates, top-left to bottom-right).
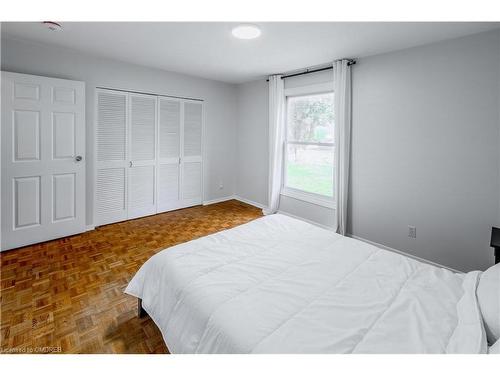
157, 98, 203, 212
157, 98, 181, 212
128, 94, 157, 219
95, 89, 203, 227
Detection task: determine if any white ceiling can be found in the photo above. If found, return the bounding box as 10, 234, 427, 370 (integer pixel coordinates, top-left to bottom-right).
2, 22, 499, 84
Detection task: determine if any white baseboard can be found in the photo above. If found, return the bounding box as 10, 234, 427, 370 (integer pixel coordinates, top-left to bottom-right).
202, 194, 266, 210
203, 195, 235, 206
233, 195, 266, 210
86, 225, 95, 232
348, 234, 462, 273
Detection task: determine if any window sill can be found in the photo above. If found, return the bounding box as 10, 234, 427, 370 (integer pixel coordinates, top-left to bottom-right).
280, 188, 335, 209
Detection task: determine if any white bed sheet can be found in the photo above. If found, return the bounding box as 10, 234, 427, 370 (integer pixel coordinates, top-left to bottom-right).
125, 214, 487, 353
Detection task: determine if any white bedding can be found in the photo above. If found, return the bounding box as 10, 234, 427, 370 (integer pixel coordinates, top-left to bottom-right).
125, 214, 488, 353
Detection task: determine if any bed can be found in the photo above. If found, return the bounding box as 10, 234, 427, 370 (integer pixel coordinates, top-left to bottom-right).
125, 214, 499, 354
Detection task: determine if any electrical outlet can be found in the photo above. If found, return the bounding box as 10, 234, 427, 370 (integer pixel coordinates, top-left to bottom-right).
218, 182, 224, 190
408, 226, 416, 239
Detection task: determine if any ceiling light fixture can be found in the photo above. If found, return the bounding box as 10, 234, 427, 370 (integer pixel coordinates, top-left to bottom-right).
42, 21, 63, 32
231, 24, 261, 40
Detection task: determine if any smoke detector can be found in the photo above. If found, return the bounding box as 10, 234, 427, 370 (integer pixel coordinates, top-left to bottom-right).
42, 21, 63, 32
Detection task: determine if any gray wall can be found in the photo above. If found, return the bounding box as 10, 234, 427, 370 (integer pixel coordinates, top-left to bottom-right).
1, 35, 238, 226
236, 79, 268, 204
349, 29, 500, 271
235, 29, 500, 271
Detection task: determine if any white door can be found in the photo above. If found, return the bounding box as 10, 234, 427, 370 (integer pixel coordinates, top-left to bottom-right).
1, 71, 86, 250
95, 89, 128, 226
157, 97, 181, 212
181, 100, 203, 206
128, 94, 157, 219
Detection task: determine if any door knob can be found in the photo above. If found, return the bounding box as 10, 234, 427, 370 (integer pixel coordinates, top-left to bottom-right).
75, 155, 83, 162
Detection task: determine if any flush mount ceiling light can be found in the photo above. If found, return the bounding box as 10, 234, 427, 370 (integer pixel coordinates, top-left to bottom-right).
231, 24, 261, 40
42, 21, 63, 32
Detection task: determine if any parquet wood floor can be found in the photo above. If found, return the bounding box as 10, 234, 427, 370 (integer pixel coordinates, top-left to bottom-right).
0, 200, 262, 354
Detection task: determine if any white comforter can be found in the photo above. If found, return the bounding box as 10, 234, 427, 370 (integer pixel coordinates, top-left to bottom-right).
125, 214, 487, 353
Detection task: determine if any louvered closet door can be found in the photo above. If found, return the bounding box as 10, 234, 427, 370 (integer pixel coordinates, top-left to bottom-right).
95, 90, 128, 226
157, 98, 181, 212
128, 94, 157, 219
181, 101, 203, 206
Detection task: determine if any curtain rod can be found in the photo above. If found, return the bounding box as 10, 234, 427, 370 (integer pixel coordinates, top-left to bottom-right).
266, 59, 356, 82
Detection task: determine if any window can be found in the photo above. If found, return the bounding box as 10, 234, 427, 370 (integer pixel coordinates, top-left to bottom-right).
282, 84, 334, 208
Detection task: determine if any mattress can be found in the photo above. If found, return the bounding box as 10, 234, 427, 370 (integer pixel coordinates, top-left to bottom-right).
125, 214, 487, 353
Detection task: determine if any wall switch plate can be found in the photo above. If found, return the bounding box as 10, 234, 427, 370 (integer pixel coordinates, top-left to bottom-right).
408, 226, 416, 239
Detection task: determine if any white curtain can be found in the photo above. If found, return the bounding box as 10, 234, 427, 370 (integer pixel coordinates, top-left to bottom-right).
263, 75, 285, 215
333, 60, 352, 235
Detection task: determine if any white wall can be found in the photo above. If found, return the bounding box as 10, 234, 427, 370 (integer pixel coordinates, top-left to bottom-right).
1, 35, 238, 226
235, 29, 500, 271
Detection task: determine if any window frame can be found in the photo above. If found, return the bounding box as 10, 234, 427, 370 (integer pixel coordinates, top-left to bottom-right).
281, 83, 335, 209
